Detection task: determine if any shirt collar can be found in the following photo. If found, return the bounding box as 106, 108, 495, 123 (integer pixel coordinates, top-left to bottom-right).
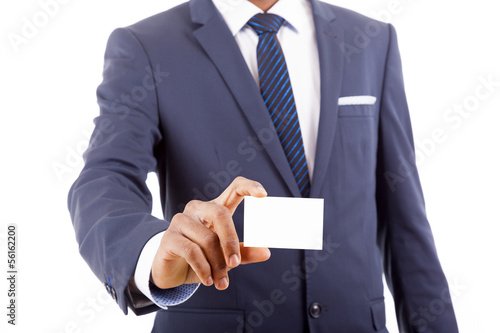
212, 0, 310, 36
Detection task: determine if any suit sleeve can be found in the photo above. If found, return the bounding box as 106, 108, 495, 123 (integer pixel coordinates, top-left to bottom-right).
68, 28, 168, 315
375, 24, 459, 332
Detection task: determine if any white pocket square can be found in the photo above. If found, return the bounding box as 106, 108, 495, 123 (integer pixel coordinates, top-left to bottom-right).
338, 96, 377, 106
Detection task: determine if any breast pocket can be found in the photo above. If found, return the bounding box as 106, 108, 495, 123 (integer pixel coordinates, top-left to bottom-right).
333, 104, 378, 188
338, 104, 376, 118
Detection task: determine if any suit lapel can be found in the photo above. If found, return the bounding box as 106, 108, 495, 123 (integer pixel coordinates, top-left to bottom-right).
190, 0, 301, 197
309, 0, 345, 197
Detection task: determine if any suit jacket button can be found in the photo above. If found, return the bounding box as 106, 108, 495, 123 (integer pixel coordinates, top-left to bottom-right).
309, 302, 322, 319
110, 287, 117, 301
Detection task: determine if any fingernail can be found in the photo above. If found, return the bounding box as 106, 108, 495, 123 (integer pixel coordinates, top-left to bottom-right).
206, 276, 214, 286
218, 277, 228, 290
229, 254, 240, 267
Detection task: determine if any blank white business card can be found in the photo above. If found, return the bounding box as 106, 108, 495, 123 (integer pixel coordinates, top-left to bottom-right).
243, 196, 324, 250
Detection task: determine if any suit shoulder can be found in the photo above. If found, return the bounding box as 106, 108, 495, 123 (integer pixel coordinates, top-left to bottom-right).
320, 1, 390, 33
121, 3, 193, 40
319, 2, 393, 51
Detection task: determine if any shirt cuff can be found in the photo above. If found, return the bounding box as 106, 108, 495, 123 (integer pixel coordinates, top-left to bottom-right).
149, 282, 200, 308
133, 231, 200, 309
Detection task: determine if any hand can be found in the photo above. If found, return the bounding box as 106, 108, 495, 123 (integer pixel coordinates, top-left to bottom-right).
151, 176, 271, 290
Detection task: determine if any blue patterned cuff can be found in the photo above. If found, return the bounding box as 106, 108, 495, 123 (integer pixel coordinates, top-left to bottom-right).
149, 283, 200, 308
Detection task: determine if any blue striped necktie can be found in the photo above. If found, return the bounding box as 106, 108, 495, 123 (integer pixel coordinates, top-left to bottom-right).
248, 14, 311, 198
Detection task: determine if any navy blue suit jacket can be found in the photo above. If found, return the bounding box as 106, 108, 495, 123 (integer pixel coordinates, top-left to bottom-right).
68, 0, 459, 332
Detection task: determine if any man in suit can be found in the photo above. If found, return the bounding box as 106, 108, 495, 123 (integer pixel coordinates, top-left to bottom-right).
68, 0, 459, 331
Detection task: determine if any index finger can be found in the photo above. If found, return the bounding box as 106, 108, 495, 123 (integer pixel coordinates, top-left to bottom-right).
185, 201, 241, 269
212, 176, 267, 214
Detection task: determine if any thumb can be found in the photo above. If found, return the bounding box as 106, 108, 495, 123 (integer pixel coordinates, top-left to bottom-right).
239, 243, 271, 265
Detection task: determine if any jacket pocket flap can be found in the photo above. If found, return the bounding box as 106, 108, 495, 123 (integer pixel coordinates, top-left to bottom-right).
370, 299, 386, 331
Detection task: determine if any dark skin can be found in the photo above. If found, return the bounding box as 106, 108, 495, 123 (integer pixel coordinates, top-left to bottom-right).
152, 177, 271, 290
248, 0, 280, 11
151, 1, 282, 291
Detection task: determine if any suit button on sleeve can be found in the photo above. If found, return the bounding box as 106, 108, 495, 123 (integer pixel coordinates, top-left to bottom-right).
309, 302, 322, 319
110, 287, 117, 301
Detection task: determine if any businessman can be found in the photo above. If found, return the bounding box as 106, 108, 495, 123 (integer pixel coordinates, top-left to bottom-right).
68, 0, 459, 331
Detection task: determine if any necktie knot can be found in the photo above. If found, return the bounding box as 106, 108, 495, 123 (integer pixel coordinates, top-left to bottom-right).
248, 13, 284, 36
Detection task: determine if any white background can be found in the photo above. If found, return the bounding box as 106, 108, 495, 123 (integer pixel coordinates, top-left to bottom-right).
1, 0, 499, 332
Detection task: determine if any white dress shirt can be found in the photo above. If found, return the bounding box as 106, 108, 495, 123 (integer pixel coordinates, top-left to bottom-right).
134, 0, 321, 308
